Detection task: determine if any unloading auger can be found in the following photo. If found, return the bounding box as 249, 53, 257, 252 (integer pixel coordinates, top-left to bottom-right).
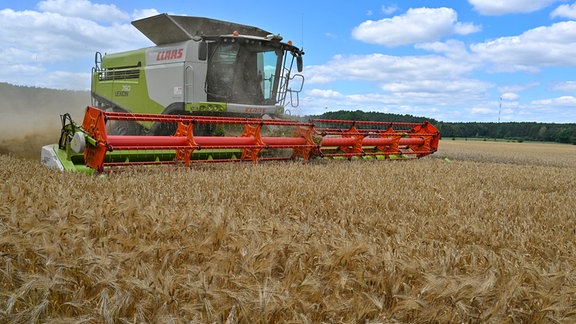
41, 106, 440, 173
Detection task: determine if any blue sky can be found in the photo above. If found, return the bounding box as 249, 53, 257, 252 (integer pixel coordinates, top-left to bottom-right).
2, 0, 576, 122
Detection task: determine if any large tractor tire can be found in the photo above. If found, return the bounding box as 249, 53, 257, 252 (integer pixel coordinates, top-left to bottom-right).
148, 104, 216, 136
105, 108, 146, 135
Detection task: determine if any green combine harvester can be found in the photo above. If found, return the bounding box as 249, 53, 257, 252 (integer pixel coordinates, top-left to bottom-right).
41, 14, 439, 173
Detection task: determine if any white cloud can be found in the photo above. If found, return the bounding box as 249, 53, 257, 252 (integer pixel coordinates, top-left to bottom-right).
531, 96, 576, 106
522, 96, 576, 122
471, 21, 576, 72
0, 61, 90, 89
415, 40, 473, 60
552, 81, 576, 92
551, 3, 576, 19
1, 63, 45, 75
37, 0, 129, 22
377, 79, 493, 109
381, 79, 491, 96
307, 89, 344, 98
324, 32, 338, 40
500, 92, 520, 100
381, 5, 399, 15
304, 53, 476, 84
300, 43, 495, 118
300, 48, 494, 120
468, 0, 559, 15
301, 77, 495, 120
470, 106, 495, 114
132, 8, 162, 20
454, 22, 482, 35
45, 71, 92, 90
0, 8, 149, 60
352, 7, 480, 46
498, 83, 539, 94
0, 6, 152, 89
304, 90, 447, 118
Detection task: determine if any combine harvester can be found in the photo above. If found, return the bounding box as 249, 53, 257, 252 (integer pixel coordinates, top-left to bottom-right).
41, 14, 439, 173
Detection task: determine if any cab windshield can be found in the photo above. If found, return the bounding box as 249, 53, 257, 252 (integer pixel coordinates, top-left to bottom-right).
206, 40, 284, 105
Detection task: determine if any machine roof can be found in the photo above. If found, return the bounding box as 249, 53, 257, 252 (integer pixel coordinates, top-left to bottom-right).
132, 13, 273, 45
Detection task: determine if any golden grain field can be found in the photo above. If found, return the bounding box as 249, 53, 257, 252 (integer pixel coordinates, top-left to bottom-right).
1, 139, 576, 322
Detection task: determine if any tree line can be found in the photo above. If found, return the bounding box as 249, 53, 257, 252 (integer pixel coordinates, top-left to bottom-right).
309, 110, 576, 144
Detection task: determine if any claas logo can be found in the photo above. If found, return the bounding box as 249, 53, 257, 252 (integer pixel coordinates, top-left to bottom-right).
156, 48, 184, 61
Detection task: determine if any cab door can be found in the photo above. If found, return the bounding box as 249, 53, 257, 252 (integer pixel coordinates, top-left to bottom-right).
184, 65, 194, 104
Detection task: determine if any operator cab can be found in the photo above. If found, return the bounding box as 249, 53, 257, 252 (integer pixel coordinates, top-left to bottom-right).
202, 34, 304, 107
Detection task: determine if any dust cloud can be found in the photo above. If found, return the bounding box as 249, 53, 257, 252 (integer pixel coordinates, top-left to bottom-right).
0, 83, 89, 160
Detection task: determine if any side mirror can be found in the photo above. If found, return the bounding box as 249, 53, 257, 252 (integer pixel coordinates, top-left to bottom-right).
297, 55, 303, 72
198, 41, 207, 61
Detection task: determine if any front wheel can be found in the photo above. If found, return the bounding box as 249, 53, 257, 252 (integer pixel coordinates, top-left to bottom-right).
148, 105, 217, 136
105, 108, 145, 135
148, 110, 190, 136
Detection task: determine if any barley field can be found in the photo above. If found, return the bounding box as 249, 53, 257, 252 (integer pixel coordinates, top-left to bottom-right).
1, 139, 576, 322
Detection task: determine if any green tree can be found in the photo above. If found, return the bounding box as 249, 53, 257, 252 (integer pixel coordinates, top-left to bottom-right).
555, 128, 574, 144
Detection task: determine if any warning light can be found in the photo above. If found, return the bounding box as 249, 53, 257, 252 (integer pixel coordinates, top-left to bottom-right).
288, 40, 293, 45
233, 31, 239, 36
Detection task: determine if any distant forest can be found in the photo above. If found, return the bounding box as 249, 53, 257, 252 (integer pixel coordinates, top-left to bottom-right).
310, 110, 576, 145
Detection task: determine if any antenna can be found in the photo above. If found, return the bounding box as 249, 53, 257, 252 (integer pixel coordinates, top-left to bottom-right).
499, 95, 502, 123
300, 13, 305, 50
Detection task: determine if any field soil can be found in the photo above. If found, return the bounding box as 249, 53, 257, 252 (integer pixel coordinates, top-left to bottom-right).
1, 131, 576, 321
